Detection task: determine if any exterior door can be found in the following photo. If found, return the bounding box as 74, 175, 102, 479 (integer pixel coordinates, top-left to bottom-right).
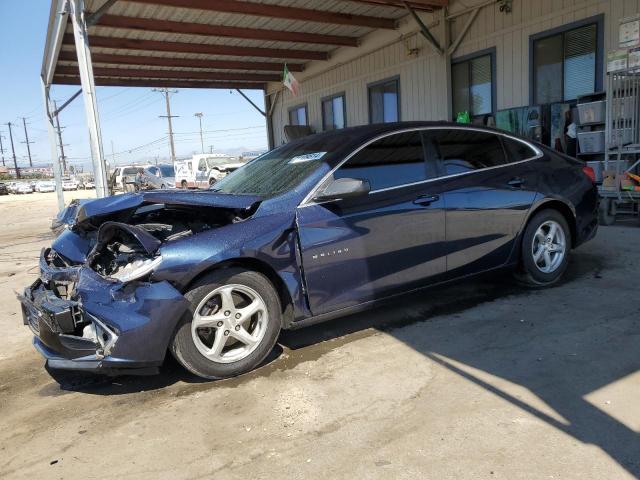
425, 128, 539, 277
296, 131, 447, 316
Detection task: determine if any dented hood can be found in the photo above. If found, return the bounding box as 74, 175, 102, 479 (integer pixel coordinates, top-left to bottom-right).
74, 190, 263, 226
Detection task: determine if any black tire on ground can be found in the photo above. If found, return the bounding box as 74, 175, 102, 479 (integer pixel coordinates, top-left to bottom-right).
515, 209, 572, 287
598, 198, 616, 226
181, 180, 188, 189
170, 268, 282, 379
209, 178, 216, 186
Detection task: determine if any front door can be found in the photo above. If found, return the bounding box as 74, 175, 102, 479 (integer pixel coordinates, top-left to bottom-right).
296, 131, 447, 316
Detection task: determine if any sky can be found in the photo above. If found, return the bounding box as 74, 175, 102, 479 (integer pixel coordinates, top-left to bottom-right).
0, 0, 269, 174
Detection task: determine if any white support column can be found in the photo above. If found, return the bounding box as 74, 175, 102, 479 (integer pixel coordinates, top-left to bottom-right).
68, 0, 109, 198
41, 78, 65, 212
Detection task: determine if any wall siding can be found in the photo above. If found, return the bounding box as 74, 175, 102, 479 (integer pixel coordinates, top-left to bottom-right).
271, 0, 639, 146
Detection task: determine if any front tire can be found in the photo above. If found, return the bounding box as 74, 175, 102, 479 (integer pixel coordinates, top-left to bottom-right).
516, 209, 571, 287
170, 268, 281, 379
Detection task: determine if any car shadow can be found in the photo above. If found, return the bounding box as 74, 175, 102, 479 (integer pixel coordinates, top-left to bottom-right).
47, 249, 639, 477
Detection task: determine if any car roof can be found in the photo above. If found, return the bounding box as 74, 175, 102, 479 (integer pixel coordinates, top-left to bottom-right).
279, 121, 517, 166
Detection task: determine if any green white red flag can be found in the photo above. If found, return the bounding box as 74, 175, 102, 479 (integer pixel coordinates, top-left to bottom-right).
283, 64, 299, 96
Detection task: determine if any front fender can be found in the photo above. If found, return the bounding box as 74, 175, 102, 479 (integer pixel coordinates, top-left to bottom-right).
152, 213, 308, 322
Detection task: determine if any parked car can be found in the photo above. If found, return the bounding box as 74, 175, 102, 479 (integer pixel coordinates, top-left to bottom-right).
175, 154, 246, 189
35, 180, 56, 193
84, 180, 95, 189
19, 122, 598, 380
109, 165, 137, 191
62, 178, 79, 191
15, 182, 33, 194
6, 182, 18, 193
143, 164, 175, 189
0, 183, 8, 195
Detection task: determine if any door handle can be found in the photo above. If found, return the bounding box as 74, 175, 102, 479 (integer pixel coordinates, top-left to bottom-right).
414, 194, 440, 206
507, 177, 525, 188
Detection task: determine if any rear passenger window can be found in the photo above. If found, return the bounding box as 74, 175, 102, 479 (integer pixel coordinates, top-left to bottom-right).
430, 129, 506, 175
502, 137, 538, 162
335, 131, 431, 191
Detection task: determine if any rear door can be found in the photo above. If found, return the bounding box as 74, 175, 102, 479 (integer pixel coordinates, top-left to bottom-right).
296, 130, 447, 316
425, 128, 540, 276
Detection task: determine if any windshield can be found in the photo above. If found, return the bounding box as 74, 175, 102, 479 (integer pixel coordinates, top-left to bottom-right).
206, 157, 233, 168
211, 137, 341, 197
159, 165, 174, 177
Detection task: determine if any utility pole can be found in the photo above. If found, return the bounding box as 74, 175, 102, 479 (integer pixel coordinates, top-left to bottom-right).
0, 132, 5, 167
20, 117, 34, 167
6, 122, 20, 179
194, 112, 204, 154
53, 101, 68, 174
153, 88, 178, 163
209, 144, 214, 154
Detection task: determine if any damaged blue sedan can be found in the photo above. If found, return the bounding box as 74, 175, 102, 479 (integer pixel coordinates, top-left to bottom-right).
19, 123, 598, 379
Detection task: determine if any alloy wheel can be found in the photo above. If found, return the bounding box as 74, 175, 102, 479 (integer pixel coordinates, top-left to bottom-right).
531, 220, 566, 273
190, 284, 268, 364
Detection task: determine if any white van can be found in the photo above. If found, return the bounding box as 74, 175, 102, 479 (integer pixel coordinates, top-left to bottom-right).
174, 154, 246, 189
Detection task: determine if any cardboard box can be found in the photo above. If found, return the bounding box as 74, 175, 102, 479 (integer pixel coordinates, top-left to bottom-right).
602, 170, 618, 190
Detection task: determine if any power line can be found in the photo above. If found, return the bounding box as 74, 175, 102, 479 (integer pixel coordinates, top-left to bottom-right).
153, 88, 178, 164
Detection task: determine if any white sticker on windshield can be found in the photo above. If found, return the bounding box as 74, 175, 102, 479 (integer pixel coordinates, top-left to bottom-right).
289, 152, 326, 164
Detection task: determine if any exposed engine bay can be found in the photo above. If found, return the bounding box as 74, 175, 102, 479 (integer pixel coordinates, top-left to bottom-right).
65, 200, 259, 281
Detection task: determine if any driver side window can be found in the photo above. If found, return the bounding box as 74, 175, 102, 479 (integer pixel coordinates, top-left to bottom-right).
334, 131, 433, 191
198, 159, 207, 171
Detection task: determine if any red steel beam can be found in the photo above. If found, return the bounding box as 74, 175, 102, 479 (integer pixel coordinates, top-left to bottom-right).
127, 0, 397, 29
351, 0, 448, 8
57, 50, 304, 72
53, 75, 266, 90
62, 34, 329, 60
57, 64, 280, 82
97, 14, 359, 47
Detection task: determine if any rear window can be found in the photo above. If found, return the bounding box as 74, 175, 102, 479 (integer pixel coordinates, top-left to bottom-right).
502, 137, 538, 162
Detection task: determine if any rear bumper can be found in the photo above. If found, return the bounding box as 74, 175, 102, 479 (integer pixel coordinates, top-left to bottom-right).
19, 250, 190, 375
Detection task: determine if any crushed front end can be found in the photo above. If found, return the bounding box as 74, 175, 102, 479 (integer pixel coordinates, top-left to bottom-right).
19, 247, 189, 375
18, 191, 262, 375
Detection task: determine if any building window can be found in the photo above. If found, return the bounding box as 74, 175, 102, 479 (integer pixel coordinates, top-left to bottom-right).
531, 17, 602, 104
322, 93, 346, 131
368, 77, 400, 124
289, 104, 307, 126
451, 50, 495, 118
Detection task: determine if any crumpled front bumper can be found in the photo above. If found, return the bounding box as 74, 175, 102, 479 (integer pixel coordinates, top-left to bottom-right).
19, 249, 189, 375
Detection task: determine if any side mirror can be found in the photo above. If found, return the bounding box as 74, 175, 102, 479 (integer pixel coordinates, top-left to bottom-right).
313, 177, 370, 202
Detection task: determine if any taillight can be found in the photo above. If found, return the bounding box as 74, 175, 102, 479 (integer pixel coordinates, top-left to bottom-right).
582, 166, 596, 184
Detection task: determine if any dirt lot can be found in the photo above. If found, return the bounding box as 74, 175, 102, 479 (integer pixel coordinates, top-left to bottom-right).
0, 191, 638, 480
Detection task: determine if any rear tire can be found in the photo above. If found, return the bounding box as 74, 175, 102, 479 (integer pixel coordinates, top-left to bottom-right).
170, 268, 281, 379
181, 180, 187, 189
516, 209, 571, 287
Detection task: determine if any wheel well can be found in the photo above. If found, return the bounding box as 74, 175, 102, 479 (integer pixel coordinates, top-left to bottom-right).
528, 200, 577, 247
183, 259, 294, 328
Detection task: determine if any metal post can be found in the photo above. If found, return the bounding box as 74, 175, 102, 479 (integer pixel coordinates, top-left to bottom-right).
6, 123, 20, 179
68, 0, 109, 198
155, 88, 178, 163
0, 132, 6, 167
21, 117, 34, 167
41, 79, 65, 211
194, 112, 204, 154
53, 101, 68, 174
440, 7, 453, 120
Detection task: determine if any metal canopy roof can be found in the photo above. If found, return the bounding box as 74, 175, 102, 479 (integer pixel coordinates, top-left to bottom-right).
44, 0, 449, 91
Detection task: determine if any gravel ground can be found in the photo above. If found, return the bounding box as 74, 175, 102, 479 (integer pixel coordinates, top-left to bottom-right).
0, 191, 638, 480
